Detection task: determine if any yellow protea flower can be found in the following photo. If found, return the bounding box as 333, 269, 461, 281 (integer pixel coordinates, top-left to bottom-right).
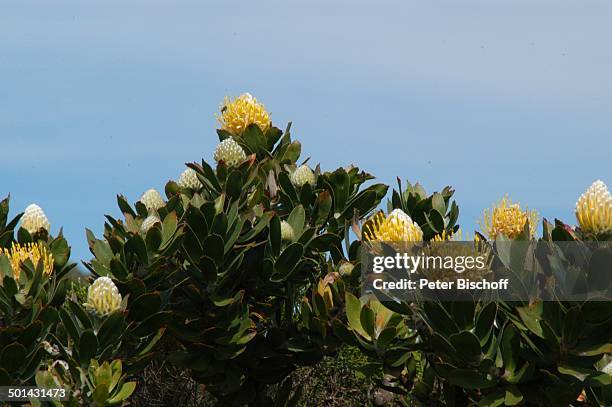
431, 229, 481, 242
575, 180, 612, 234
3, 242, 54, 280
84, 276, 122, 316
480, 196, 539, 240
363, 209, 423, 242
218, 93, 271, 135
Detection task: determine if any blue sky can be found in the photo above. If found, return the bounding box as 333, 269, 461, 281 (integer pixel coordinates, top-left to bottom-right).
1, 0, 611, 261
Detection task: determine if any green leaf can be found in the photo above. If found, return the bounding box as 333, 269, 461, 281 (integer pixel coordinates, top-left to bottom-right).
145, 225, 163, 251
92, 240, 114, 267
314, 191, 333, 226
129, 292, 162, 322
282, 141, 301, 163
98, 313, 126, 348
431, 192, 446, 214
475, 303, 497, 345
329, 168, 350, 211
238, 212, 274, 243
0, 368, 9, 386
125, 235, 148, 265
226, 170, 244, 200
49, 236, 70, 269
69, 300, 93, 330
242, 123, 267, 154
287, 205, 306, 239
92, 383, 110, 405
450, 331, 482, 364
272, 243, 303, 281
308, 233, 339, 252
269, 215, 281, 256
79, 330, 98, 366
0, 196, 10, 229
0, 342, 26, 372
18, 321, 43, 348
117, 195, 136, 217
360, 305, 376, 339
500, 324, 519, 373
447, 369, 496, 390
161, 212, 178, 247
107, 381, 137, 404
202, 234, 224, 266
345, 292, 370, 340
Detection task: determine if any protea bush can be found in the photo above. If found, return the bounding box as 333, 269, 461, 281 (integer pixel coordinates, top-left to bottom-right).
0, 197, 72, 386
82, 93, 387, 405
1, 95, 609, 406
339, 182, 611, 406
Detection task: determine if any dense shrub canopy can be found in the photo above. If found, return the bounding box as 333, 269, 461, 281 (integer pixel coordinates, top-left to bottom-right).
0, 94, 610, 406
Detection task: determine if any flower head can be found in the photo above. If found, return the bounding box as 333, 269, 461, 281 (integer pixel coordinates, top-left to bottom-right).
84, 276, 122, 316
141, 215, 161, 234
20, 204, 50, 235
214, 138, 247, 167
139, 189, 165, 213
290, 165, 315, 187
363, 209, 423, 242
280, 221, 294, 241
177, 168, 203, 190
218, 93, 271, 136
480, 196, 538, 240
575, 180, 612, 234
2, 242, 54, 280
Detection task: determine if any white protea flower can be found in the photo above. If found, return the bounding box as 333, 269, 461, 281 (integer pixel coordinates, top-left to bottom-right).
20, 204, 50, 235
338, 261, 355, 276
139, 188, 165, 212
84, 276, 122, 316
290, 165, 315, 187
280, 220, 294, 241
575, 180, 612, 234
141, 215, 161, 234
214, 138, 246, 167
177, 168, 203, 190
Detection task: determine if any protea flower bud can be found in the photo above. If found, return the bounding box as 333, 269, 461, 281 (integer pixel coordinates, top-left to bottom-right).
3, 242, 54, 280
214, 138, 246, 167
338, 261, 355, 276
363, 209, 423, 242
575, 180, 612, 234
20, 204, 50, 235
177, 168, 202, 190
280, 220, 294, 241
217, 93, 271, 136
290, 165, 315, 187
139, 188, 165, 212
84, 276, 122, 316
141, 215, 161, 234
480, 196, 538, 240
